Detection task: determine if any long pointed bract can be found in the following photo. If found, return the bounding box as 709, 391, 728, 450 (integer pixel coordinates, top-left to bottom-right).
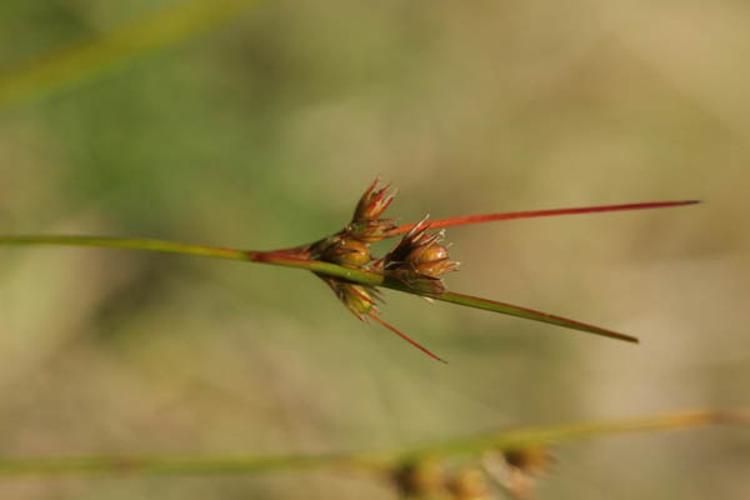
389, 200, 700, 236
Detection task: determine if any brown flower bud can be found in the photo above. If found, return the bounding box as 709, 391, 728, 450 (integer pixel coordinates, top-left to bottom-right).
321, 278, 379, 320
347, 179, 397, 243
382, 218, 459, 292
353, 178, 396, 222
406, 241, 457, 279
318, 237, 371, 268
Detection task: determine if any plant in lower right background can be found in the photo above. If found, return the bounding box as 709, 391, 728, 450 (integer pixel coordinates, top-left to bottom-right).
0, 409, 746, 499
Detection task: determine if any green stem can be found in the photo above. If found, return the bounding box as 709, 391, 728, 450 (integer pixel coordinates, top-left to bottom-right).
0, 409, 743, 477
0, 235, 250, 261
0, 235, 635, 342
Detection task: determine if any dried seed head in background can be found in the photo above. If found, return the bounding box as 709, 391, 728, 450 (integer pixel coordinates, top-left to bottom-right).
503, 446, 554, 475
392, 459, 447, 498
447, 466, 493, 500
482, 446, 555, 500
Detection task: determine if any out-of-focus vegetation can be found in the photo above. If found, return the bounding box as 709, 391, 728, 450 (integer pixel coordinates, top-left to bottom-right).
0, 1, 748, 498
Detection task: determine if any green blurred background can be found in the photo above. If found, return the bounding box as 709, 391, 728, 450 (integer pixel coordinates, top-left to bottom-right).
1, 1, 748, 498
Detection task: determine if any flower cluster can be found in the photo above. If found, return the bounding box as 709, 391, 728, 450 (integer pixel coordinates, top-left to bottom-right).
308, 179, 458, 362
295, 176, 686, 361
378, 217, 459, 294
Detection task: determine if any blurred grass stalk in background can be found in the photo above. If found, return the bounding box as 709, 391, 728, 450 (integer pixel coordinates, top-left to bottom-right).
0, 0, 256, 108
0, 409, 745, 478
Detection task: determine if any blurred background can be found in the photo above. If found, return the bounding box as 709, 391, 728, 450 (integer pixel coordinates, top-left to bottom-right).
0, 1, 748, 498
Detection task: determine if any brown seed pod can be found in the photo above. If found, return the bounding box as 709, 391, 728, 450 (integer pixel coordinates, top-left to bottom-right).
382, 218, 459, 292
318, 237, 372, 268
347, 179, 397, 243
352, 178, 397, 222
321, 278, 380, 320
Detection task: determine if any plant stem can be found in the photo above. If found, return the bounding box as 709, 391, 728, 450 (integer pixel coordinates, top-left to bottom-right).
0, 453, 384, 478
0, 235, 252, 261
0, 409, 743, 478
0, 235, 636, 342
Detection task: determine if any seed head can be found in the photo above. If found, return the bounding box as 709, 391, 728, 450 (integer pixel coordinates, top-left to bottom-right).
482, 446, 554, 500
